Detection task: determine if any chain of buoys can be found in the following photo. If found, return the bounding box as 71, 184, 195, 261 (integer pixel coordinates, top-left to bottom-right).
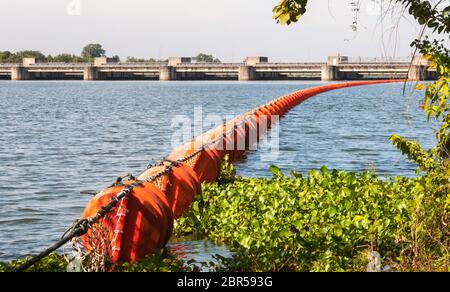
15, 80, 404, 271
81, 79, 404, 264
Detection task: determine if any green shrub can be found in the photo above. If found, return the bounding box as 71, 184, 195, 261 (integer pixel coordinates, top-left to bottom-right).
175, 166, 449, 272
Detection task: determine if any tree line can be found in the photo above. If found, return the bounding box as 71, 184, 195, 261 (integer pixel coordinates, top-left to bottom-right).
0, 43, 221, 64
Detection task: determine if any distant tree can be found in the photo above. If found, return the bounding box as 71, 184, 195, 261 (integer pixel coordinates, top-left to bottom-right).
0, 51, 13, 62
0, 50, 46, 63
81, 44, 106, 61
48, 53, 85, 63
15, 50, 47, 62
111, 55, 121, 62
194, 53, 221, 63
126, 56, 158, 63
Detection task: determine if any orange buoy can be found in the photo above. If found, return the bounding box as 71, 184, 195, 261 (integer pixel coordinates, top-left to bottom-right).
265, 103, 280, 116
166, 141, 221, 184
281, 97, 293, 110
259, 107, 272, 127
139, 163, 200, 219
220, 126, 236, 161
232, 124, 247, 158
273, 101, 285, 115
82, 180, 173, 263
223, 118, 247, 159
244, 117, 258, 149
251, 112, 264, 140
254, 109, 269, 137
274, 101, 286, 114
166, 162, 200, 218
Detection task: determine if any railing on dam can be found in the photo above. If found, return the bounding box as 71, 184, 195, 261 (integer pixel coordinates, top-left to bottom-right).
176, 63, 243, 67
0, 55, 436, 81
255, 63, 326, 66
346, 57, 412, 64
28, 63, 87, 68
0, 64, 15, 68
110, 63, 165, 67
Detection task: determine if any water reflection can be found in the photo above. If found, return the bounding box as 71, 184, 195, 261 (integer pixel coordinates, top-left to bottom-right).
168, 236, 232, 271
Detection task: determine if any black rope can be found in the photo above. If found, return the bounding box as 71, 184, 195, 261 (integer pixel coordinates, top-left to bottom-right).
13, 219, 90, 273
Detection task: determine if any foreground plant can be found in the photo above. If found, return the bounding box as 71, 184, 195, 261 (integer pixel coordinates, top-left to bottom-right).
175, 162, 449, 272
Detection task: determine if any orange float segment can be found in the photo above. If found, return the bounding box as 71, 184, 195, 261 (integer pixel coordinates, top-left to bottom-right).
81, 185, 125, 262
139, 162, 201, 219
254, 109, 269, 138
274, 100, 286, 114
244, 117, 258, 149
242, 111, 260, 143
283, 96, 293, 109
259, 107, 272, 127
220, 126, 236, 161
163, 162, 201, 219
193, 145, 222, 183
232, 124, 247, 159
273, 101, 286, 115
169, 142, 221, 184
166, 142, 199, 161
281, 96, 292, 110
82, 180, 173, 263
203, 127, 227, 159
265, 103, 279, 117
224, 119, 247, 157
120, 181, 173, 262
251, 112, 262, 141
138, 164, 167, 181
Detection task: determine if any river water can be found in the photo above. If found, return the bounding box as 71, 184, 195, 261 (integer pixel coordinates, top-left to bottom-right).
0, 80, 435, 262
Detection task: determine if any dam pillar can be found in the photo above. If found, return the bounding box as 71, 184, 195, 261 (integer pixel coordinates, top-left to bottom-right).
11, 66, 30, 80
239, 66, 257, 81
408, 65, 429, 81
84, 66, 99, 81
321, 65, 340, 81
159, 66, 177, 81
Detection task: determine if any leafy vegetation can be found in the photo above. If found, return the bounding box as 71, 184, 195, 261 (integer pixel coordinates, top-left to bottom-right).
0, 44, 108, 63
194, 53, 221, 63
272, 0, 308, 25
174, 162, 449, 272
81, 43, 106, 60
112, 250, 196, 272
47, 54, 86, 63
0, 50, 46, 63
0, 253, 67, 272
0, 47, 221, 65
125, 56, 161, 63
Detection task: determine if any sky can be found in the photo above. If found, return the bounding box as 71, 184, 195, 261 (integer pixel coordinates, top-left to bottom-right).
0, 0, 423, 62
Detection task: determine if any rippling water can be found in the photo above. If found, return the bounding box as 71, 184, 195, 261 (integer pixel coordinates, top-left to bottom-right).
0, 80, 435, 262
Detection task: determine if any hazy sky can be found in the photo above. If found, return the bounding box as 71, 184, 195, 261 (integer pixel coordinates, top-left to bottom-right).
0, 0, 422, 62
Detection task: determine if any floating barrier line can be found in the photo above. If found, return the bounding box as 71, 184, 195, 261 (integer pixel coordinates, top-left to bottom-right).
15, 79, 405, 272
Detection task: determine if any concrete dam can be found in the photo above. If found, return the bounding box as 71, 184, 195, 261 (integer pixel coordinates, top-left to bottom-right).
0, 56, 437, 81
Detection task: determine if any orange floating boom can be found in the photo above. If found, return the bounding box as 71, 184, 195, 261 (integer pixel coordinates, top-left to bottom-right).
82, 79, 404, 263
